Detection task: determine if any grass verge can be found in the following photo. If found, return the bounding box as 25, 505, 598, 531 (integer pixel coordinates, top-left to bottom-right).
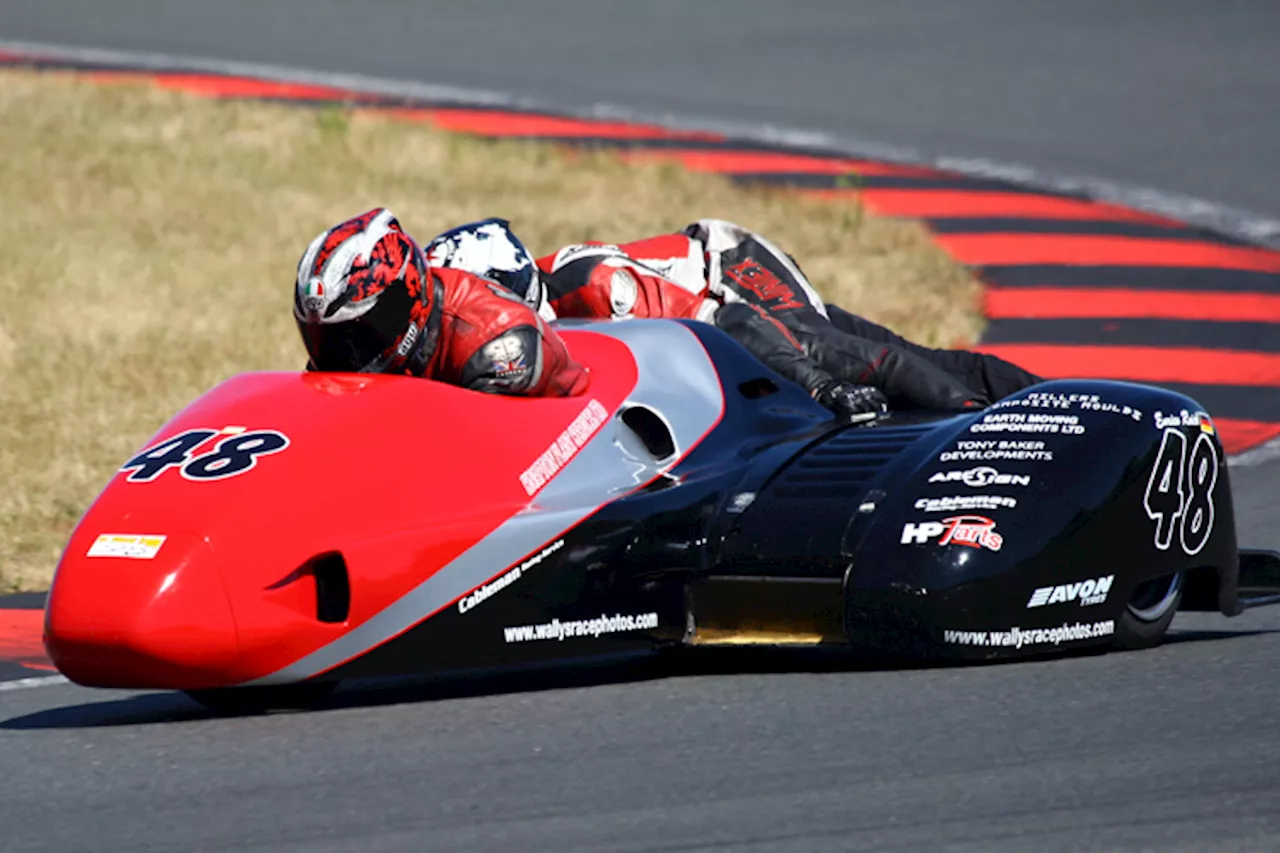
0, 71, 982, 591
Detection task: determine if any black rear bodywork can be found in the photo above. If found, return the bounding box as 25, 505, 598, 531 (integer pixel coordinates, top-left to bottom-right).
331, 321, 1265, 679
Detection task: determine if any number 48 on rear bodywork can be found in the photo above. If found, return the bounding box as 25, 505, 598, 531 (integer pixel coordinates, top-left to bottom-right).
1144, 427, 1218, 556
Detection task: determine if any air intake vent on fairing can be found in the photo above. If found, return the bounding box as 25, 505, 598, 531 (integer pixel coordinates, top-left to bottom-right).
771, 424, 936, 499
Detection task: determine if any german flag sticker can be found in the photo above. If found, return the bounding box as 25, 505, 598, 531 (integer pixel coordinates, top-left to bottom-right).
1198, 413, 1216, 436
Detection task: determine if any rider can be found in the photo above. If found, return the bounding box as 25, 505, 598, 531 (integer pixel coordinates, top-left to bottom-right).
428, 218, 1018, 411
426, 218, 891, 420
294, 207, 587, 396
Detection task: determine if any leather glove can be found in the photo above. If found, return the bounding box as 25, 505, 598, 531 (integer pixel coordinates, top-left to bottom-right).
813, 380, 888, 423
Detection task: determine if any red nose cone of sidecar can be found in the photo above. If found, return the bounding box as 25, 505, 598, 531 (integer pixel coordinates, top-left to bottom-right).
45, 533, 240, 690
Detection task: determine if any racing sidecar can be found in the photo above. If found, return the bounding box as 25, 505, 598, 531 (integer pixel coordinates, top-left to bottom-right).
44, 320, 1280, 708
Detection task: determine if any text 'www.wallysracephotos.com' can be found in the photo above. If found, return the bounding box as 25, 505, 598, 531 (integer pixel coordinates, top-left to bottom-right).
503, 612, 659, 644
943, 620, 1115, 650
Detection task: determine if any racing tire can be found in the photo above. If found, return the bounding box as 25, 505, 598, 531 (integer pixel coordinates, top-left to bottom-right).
186, 681, 338, 715
1113, 572, 1184, 651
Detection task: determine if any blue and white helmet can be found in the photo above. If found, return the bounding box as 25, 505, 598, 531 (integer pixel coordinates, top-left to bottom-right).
425, 218, 553, 319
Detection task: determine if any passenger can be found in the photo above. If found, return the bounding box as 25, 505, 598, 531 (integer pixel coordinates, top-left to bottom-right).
426, 219, 890, 420
428, 218, 1036, 411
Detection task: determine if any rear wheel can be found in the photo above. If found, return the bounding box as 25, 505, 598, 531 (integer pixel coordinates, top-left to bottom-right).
1114, 572, 1184, 650
186, 681, 338, 715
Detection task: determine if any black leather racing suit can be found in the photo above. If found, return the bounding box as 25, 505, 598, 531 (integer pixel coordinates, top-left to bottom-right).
823, 304, 1043, 402
683, 220, 991, 411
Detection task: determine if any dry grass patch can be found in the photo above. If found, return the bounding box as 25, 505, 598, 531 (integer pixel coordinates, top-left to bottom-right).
0, 71, 982, 591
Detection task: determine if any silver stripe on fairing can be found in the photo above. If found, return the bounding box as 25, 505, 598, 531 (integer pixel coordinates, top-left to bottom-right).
246, 320, 724, 685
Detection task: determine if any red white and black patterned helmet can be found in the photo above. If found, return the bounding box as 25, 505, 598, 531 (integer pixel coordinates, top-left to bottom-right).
294, 208, 440, 375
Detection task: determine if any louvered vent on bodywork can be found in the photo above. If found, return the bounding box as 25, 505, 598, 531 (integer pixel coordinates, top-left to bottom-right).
770, 424, 936, 499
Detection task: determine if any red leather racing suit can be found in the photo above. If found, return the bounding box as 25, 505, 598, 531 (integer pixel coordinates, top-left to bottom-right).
421, 266, 588, 396
537, 234, 714, 323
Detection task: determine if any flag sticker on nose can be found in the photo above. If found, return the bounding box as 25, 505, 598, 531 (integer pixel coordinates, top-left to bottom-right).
86, 534, 167, 560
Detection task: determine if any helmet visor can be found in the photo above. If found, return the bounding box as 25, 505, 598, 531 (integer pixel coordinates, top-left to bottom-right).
304, 285, 414, 373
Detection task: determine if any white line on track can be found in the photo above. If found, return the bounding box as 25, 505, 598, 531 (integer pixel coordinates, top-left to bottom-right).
3, 37, 1280, 248
0, 675, 69, 692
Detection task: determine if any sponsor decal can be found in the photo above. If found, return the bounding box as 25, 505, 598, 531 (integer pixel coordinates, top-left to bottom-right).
939, 440, 1053, 463
395, 321, 419, 357
928, 467, 1031, 488
1144, 428, 1219, 555
943, 620, 1115, 649
989, 392, 1142, 422
1026, 575, 1114, 608
970, 412, 1085, 435
519, 399, 610, 496
723, 258, 805, 311
1153, 408, 1215, 435
120, 427, 290, 483
86, 533, 167, 560
303, 277, 326, 312
727, 492, 756, 513
503, 611, 660, 644
913, 495, 1017, 513
483, 334, 529, 377
900, 515, 1004, 551
458, 539, 564, 614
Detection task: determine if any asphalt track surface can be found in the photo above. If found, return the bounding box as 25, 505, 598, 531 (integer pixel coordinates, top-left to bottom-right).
1, 608, 1278, 853
3, 3, 1280, 851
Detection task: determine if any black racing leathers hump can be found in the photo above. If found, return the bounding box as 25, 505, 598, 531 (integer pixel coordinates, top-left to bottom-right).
783, 306, 988, 410
824, 304, 1043, 402
689, 220, 989, 411
713, 302, 835, 395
